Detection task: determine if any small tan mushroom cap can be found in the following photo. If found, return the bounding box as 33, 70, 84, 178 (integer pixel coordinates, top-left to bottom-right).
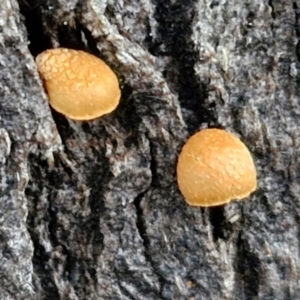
177, 128, 257, 207
36, 48, 121, 121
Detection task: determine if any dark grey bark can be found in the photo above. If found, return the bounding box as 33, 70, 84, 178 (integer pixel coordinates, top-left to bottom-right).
1, 0, 300, 299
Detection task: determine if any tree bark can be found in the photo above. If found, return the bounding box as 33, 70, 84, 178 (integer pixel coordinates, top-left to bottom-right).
1, 0, 300, 299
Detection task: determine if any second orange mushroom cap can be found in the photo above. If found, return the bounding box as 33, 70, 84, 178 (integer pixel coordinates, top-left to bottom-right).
177, 128, 257, 207
36, 48, 121, 121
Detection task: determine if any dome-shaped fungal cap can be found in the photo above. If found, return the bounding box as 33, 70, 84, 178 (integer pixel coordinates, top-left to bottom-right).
177, 128, 257, 207
36, 48, 121, 121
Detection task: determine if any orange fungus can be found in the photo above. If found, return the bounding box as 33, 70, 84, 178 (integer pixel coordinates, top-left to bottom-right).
36, 48, 121, 121
176, 128, 257, 207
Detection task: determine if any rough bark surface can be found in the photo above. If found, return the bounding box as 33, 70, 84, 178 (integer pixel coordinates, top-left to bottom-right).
0, 0, 300, 299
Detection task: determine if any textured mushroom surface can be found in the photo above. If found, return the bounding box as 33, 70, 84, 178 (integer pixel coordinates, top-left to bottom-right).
36, 48, 121, 120
177, 128, 257, 207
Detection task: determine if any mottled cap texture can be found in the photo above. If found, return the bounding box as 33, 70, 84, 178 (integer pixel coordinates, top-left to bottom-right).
177, 128, 257, 207
36, 48, 121, 120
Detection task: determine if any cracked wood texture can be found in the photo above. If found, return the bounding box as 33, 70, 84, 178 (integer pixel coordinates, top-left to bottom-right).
0, 0, 300, 299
